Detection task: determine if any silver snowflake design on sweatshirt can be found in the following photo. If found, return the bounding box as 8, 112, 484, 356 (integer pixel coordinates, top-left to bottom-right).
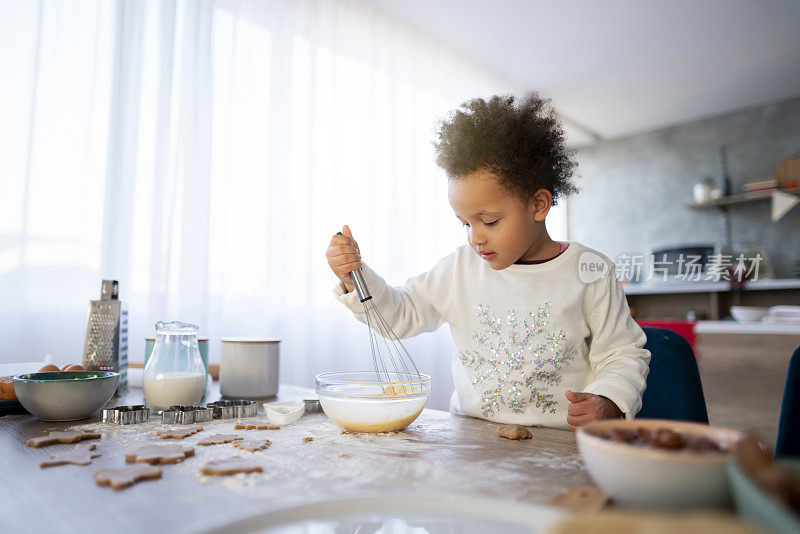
459, 303, 575, 417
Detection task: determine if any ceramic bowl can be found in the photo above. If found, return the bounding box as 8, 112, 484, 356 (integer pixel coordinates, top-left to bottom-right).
316, 371, 430, 433
576, 419, 746, 509
730, 306, 769, 323
14, 371, 119, 421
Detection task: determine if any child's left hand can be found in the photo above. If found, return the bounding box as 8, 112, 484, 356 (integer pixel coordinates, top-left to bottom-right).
565, 390, 623, 431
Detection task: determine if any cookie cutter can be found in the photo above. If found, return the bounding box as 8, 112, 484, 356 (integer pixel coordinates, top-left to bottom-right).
207, 399, 258, 419
161, 405, 214, 425
102, 405, 149, 425
303, 398, 322, 414
263, 400, 304, 425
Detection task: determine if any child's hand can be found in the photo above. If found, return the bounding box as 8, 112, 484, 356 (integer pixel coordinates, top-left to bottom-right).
565, 390, 623, 431
326, 225, 362, 293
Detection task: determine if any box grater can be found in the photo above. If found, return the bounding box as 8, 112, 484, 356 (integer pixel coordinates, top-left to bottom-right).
82, 280, 128, 396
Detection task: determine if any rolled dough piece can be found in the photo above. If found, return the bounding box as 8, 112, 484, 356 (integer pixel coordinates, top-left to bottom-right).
234, 420, 280, 430
27, 430, 101, 448
197, 434, 243, 446
95, 465, 162, 490
200, 457, 263, 476
40, 443, 101, 468
549, 485, 609, 514
233, 439, 271, 452
497, 424, 532, 440
156, 426, 203, 439
125, 443, 195, 464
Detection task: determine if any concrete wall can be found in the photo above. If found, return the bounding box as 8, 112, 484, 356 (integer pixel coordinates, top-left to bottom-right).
568, 95, 800, 278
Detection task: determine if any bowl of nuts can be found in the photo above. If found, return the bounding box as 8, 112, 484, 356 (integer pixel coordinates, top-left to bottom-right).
576, 419, 746, 509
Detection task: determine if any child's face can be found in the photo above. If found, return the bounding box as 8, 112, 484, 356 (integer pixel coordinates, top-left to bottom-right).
448, 170, 550, 270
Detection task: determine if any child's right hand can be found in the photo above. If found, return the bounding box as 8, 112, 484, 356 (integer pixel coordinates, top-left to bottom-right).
326, 225, 362, 293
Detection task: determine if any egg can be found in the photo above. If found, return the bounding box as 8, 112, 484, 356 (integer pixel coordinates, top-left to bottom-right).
64, 364, 84, 371
38, 364, 60, 373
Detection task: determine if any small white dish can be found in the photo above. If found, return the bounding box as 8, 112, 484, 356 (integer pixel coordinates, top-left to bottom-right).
263, 400, 304, 425
730, 306, 769, 323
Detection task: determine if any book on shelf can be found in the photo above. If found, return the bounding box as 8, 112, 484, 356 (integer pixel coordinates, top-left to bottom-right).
743, 178, 778, 190
743, 177, 779, 196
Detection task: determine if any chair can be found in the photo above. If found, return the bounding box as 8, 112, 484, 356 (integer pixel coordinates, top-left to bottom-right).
776, 345, 800, 457
636, 326, 709, 423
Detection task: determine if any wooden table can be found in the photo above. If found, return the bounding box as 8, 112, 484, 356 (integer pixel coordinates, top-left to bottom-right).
0, 382, 590, 533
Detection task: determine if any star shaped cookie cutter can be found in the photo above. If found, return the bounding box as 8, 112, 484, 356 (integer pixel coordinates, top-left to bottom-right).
102, 405, 150, 425
207, 399, 258, 419
160, 405, 214, 425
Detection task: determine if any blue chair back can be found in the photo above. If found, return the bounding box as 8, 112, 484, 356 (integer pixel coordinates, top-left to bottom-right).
636, 326, 709, 423
776, 345, 800, 457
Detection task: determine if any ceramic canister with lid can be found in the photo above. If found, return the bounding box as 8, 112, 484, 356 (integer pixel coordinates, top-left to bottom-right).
219, 338, 280, 398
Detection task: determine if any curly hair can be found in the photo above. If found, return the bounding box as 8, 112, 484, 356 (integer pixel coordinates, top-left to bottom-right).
433, 93, 578, 204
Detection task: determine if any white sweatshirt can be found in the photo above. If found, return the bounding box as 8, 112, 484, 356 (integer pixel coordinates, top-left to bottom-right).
334, 242, 650, 429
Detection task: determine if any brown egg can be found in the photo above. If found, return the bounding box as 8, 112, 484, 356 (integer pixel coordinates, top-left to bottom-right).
64, 364, 84, 371
38, 364, 60, 373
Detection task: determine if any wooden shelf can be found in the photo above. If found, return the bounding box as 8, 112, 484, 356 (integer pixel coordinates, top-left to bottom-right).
695, 320, 800, 335
623, 278, 800, 295
686, 187, 800, 209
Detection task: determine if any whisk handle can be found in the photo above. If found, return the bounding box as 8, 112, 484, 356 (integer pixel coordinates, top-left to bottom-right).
336, 231, 372, 303
349, 269, 372, 303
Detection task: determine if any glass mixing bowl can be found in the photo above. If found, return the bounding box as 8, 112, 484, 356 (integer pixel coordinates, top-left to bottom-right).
315, 371, 431, 433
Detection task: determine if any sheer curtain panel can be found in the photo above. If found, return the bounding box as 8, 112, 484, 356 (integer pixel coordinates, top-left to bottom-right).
0, 0, 569, 410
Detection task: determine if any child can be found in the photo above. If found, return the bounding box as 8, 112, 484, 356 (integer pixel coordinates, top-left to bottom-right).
326, 94, 650, 430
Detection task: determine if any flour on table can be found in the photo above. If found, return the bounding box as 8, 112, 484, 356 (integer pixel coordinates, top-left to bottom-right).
66, 413, 582, 503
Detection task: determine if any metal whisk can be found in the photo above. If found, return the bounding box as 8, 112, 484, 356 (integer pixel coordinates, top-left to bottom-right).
347, 267, 422, 383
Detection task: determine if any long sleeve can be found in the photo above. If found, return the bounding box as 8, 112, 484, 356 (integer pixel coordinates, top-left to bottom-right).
581, 270, 651, 419
331, 242, 651, 428
332, 258, 450, 339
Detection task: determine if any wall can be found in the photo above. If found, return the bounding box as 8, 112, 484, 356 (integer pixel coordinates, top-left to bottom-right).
568, 95, 800, 278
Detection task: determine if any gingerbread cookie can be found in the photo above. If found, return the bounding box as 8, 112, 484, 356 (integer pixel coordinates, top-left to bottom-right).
234, 420, 280, 430
302, 436, 314, 443
233, 439, 271, 452
497, 424, 532, 440
27, 430, 101, 448
95, 464, 162, 490
156, 426, 203, 440
40, 443, 101, 468
197, 434, 243, 446
200, 457, 263, 476
125, 443, 195, 464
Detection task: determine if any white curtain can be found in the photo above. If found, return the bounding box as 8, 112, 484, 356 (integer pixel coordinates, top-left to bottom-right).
0, 0, 567, 410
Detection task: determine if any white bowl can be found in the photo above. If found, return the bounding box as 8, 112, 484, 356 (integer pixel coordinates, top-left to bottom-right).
316, 371, 430, 433
576, 419, 746, 509
730, 306, 769, 323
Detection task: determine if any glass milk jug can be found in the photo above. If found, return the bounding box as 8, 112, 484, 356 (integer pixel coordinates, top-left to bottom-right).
143, 321, 206, 411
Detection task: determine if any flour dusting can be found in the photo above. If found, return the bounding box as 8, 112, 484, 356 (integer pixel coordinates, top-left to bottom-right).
64, 411, 587, 504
